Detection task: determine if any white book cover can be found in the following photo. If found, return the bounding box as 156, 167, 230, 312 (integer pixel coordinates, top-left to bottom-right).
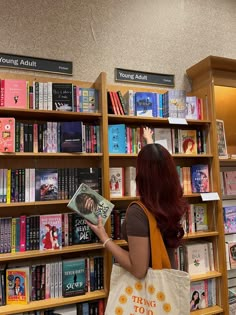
29, 168, 35, 202
185, 242, 209, 275
153, 127, 173, 154
109, 167, 124, 197
125, 166, 136, 197
53, 304, 77, 315
43, 82, 48, 110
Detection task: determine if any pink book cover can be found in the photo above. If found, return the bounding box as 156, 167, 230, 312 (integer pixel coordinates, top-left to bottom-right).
228, 242, 236, 269
1, 79, 27, 109
223, 171, 236, 195
0, 117, 15, 152
39, 214, 62, 250
19, 215, 26, 252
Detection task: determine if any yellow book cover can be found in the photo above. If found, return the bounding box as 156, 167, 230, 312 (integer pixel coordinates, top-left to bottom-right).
179, 129, 197, 155
6, 268, 29, 305
6, 169, 11, 204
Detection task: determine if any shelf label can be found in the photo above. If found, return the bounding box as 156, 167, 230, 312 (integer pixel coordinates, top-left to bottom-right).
201, 192, 220, 201
168, 117, 188, 125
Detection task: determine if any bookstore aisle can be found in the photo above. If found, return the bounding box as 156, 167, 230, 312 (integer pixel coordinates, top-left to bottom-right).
0, 58, 235, 315
187, 55, 236, 315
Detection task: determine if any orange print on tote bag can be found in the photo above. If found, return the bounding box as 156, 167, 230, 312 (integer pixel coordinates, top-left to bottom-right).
105, 201, 190, 315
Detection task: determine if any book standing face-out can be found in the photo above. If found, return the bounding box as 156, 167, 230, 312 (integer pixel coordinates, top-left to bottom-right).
67, 183, 114, 225
6, 267, 30, 305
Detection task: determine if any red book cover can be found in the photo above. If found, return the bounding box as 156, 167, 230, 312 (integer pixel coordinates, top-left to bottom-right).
0, 79, 27, 109
114, 91, 125, 115
0, 117, 15, 152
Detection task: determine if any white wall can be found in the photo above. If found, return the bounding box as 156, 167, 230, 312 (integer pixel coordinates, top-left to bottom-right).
0, 0, 235, 89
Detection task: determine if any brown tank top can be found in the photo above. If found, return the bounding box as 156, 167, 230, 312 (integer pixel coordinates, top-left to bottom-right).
121, 203, 177, 269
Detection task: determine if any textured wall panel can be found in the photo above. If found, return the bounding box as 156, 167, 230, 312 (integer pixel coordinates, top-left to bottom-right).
0, 0, 235, 89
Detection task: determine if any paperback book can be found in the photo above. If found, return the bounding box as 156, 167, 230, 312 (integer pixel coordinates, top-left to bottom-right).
6, 267, 29, 305
39, 214, 62, 250
0, 117, 15, 153
62, 258, 86, 297
35, 168, 58, 201
67, 183, 114, 225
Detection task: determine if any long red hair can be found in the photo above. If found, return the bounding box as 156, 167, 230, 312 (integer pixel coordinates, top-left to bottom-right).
136, 143, 189, 248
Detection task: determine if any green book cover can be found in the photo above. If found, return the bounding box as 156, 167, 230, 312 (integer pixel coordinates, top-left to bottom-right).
62, 258, 86, 297
67, 183, 114, 225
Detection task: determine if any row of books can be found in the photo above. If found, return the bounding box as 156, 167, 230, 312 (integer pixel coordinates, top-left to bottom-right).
190, 279, 216, 311
177, 164, 210, 194
0, 167, 101, 203
177, 241, 214, 275
109, 167, 136, 197
0, 79, 99, 112
0, 118, 100, 153
0, 213, 100, 254
108, 90, 204, 120
0, 255, 104, 305
17, 299, 105, 315
220, 170, 236, 196
108, 124, 206, 155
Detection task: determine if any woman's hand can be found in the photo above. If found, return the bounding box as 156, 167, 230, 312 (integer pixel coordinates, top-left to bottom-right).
86, 216, 109, 243
143, 127, 154, 144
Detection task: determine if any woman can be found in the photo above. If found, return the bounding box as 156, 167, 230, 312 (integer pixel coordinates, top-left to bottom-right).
87, 127, 189, 279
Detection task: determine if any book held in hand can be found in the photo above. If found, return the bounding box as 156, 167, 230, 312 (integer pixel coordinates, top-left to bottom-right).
67, 183, 114, 225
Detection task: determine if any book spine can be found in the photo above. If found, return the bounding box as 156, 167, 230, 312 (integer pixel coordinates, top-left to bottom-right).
0, 79, 5, 106
19, 215, 26, 252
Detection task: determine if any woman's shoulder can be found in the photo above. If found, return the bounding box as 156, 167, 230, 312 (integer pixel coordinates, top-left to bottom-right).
126, 202, 149, 223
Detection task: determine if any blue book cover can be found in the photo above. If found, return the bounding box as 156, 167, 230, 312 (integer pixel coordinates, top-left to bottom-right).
62, 258, 86, 297
79, 87, 98, 113
223, 206, 236, 233
135, 92, 155, 117
108, 124, 126, 153
60, 121, 84, 153
191, 164, 209, 193
35, 169, 58, 201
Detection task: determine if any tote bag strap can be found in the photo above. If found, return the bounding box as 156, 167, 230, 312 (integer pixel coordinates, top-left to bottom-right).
128, 201, 171, 270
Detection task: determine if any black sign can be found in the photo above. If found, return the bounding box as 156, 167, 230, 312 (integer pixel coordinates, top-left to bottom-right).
0, 53, 73, 75
115, 68, 175, 87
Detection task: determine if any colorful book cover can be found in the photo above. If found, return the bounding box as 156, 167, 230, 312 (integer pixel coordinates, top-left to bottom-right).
228, 242, 236, 269
109, 167, 124, 197
134, 92, 155, 117
39, 214, 62, 250
185, 96, 199, 120
194, 203, 208, 231
1, 79, 27, 109
35, 168, 58, 201
0, 117, 15, 153
179, 129, 197, 154
224, 206, 236, 233
190, 280, 208, 311
60, 121, 84, 152
223, 171, 236, 195
6, 267, 29, 305
52, 83, 73, 111
79, 87, 98, 113
191, 164, 209, 193
67, 183, 114, 225
216, 119, 228, 157
168, 89, 186, 118
108, 124, 126, 153
62, 258, 86, 297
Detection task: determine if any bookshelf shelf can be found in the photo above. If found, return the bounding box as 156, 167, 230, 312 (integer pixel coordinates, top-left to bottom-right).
0, 243, 104, 262
108, 114, 211, 125
0, 107, 102, 121
191, 305, 224, 315
183, 231, 219, 239
190, 271, 221, 282
0, 290, 107, 315
0, 152, 103, 158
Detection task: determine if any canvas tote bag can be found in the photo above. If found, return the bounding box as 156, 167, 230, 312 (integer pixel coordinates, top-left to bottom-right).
105, 201, 190, 315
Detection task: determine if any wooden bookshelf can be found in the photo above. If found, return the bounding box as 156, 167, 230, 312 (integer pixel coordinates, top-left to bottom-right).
0, 71, 108, 314
186, 55, 236, 315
